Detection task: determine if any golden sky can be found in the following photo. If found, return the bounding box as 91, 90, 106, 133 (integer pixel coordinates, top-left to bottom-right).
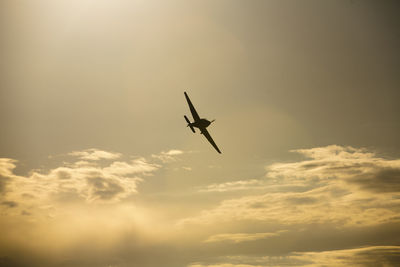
1, 0, 400, 266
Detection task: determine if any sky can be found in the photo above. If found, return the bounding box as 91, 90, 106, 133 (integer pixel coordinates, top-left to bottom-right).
1, 0, 400, 266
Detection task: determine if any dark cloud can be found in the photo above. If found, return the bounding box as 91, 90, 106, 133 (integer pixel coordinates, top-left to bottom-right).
87, 177, 125, 201
285, 196, 318, 205
248, 201, 267, 209
0, 175, 10, 194
56, 170, 71, 180
1, 200, 18, 208
21, 210, 31, 216
292, 246, 400, 267
21, 193, 34, 199
300, 162, 325, 170
350, 168, 400, 193
350, 246, 400, 267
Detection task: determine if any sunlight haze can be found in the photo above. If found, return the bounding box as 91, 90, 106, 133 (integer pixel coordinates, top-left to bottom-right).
1, 0, 400, 266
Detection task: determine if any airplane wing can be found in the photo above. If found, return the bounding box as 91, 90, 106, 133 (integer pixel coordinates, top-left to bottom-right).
184, 92, 200, 121
201, 128, 221, 154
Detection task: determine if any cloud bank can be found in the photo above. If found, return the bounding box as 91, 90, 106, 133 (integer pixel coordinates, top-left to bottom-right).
182, 145, 400, 227
1, 146, 400, 266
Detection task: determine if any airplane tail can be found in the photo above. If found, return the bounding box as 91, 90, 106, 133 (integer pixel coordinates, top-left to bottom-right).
184, 115, 195, 133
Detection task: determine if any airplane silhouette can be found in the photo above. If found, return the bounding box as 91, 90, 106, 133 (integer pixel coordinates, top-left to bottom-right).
184, 92, 221, 154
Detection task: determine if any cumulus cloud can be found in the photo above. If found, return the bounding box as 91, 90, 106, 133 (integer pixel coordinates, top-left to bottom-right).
104, 158, 160, 176
2, 146, 400, 267
0, 150, 161, 212
0, 148, 198, 266
180, 145, 400, 227
267, 145, 400, 192
69, 148, 122, 161
152, 149, 184, 163
86, 176, 125, 201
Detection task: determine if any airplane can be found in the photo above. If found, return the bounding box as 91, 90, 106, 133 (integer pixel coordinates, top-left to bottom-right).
184, 91, 221, 154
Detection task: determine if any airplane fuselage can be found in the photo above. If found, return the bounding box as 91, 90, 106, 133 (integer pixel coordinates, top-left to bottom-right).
191, 118, 211, 129
184, 91, 221, 153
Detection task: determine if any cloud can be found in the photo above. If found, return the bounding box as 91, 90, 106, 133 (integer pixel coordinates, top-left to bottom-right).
0, 158, 21, 194
199, 179, 262, 192
349, 168, 400, 193
188, 264, 265, 267
104, 158, 160, 176
267, 145, 400, 192
0, 149, 182, 266
0, 150, 161, 211
69, 148, 122, 161
0, 175, 9, 194
180, 145, 400, 227
1, 146, 400, 267
86, 176, 125, 201
1, 201, 18, 208
204, 230, 287, 243
0, 158, 19, 177
152, 149, 184, 163
165, 150, 185, 156
291, 246, 400, 267
187, 246, 400, 267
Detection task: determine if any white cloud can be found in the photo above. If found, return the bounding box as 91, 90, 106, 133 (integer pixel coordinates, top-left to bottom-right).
0, 158, 19, 178
0, 150, 161, 214
152, 149, 185, 163
69, 149, 121, 161
180, 145, 400, 227
199, 179, 262, 192
266, 145, 400, 190
165, 150, 184, 156
103, 158, 160, 176
2, 146, 400, 267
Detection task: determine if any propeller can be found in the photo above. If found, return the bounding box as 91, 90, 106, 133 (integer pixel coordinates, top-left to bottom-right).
184, 115, 195, 133
184, 115, 191, 125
